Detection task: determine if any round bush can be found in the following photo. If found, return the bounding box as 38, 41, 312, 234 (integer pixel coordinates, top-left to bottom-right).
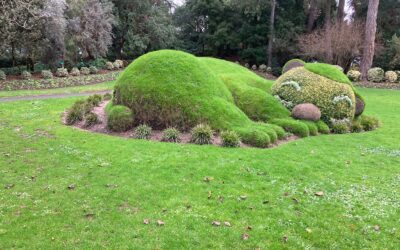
385, 70, 397, 83
367, 67, 384, 82
282, 59, 305, 74
134, 124, 152, 139
331, 121, 350, 134
162, 127, 181, 143
105, 62, 114, 70
70, 67, 80, 76
84, 112, 100, 128
259, 64, 267, 72
221, 131, 240, 148
41, 70, 53, 79
271, 118, 310, 138
360, 115, 379, 131
190, 124, 213, 145
315, 120, 330, 134
65, 100, 85, 125
273, 66, 356, 122
291, 103, 321, 121
347, 70, 361, 82
106, 105, 134, 132
0, 70, 6, 80
89, 66, 98, 74
114, 59, 124, 69
251, 65, 257, 71
80, 67, 90, 75
56, 68, 69, 77
21, 71, 32, 80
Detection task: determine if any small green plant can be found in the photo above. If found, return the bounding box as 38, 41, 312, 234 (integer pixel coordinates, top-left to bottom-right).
41, 70, 53, 79
221, 131, 240, 148
84, 112, 100, 128
21, 71, 32, 80
190, 124, 213, 145
80, 67, 90, 75
134, 124, 152, 140
103, 93, 112, 100
0, 70, 6, 80
89, 66, 98, 74
106, 105, 133, 132
162, 127, 181, 143
360, 115, 379, 131
331, 121, 350, 134
87, 94, 103, 107
351, 120, 363, 133
65, 100, 85, 125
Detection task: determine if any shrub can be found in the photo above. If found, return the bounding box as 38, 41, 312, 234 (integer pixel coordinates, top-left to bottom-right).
271, 118, 310, 138
134, 124, 152, 140
367, 67, 384, 82
103, 93, 112, 100
301, 121, 319, 136
351, 119, 363, 133
106, 105, 133, 132
21, 71, 32, 80
385, 70, 397, 83
282, 59, 305, 74
331, 119, 350, 134
162, 127, 181, 143
235, 129, 270, 148
259, 64, 267, 72
315, 120, 330, 134
86, 94, 103, 107
65, 100, 85, 125
41, 70, 53, 79
273, 66, 356, 122
89, 66, 98, 74
360, 115, 379, 131
0, 70, 5, 80
70, 67, 80, 76
80, 67, 90, 75
190, 124, 213, 145
251, 65, 257, 71
114, 59, 124, 69
56, 68, 69, 77
105, 62, 114, 70
221, 131, 240, 148
84, 112, 100, 128
347, 70, 361, 82
291, 103, 321, 121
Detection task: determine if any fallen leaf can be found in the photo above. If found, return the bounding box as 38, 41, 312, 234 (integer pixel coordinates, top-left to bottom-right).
208, 191, 212, 199
143, 219, 150, 225
292, 198, 299, 204
4, 184, 14, 189
203, 176, 214, 182
282, 235, 288, 243
262, 200, 269, 204
68, 184, 76, 190
306, 228, 312, 233
315, 191, 324, 197
224, 221, 231, 227
374, 225, 380, 232
246, 225, 253, 230
242, 233, 250, 240
157, 220, 165, 226
85, 213, 95, 220
239, 195, 247, 200
284, 192, 290, 196
218, 196, 224, 203
212, 221, 221, 226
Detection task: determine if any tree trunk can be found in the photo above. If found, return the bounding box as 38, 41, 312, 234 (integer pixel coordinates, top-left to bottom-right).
11, 42, 16, 67
267, 0, 276, 68
307, 0, 318, 32
337, 0, 345, 22
361, 0, 380, 80
324, 0, 333, 63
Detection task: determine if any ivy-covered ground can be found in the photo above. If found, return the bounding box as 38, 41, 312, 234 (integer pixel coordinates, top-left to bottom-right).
0, 87, 399, 248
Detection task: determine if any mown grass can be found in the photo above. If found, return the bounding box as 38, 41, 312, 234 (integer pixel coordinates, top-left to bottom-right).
0, 87, 399, 248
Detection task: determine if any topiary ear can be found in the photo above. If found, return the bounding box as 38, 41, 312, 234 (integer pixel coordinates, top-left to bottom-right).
282, 59, 306, 74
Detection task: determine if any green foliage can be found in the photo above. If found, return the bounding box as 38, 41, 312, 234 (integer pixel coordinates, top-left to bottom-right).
190, 124, 213, 145
56, 68, 69, 77
86, 94, 103, 107
103, 93, 112, 101
351, 119, 363, 133
105, 62, 114, 70
220, 130, 240, 148
270, 118, 310, 138
315, 120, 330, 134
80, 67, 90, 75
41, 70, 53, 79
106, 104, 133, 132
134, 124, 152, 140
282, 59, 305, 74
65, 100, 85, 125
347, 70, 361, 82
0, 70, 5, 80
360, 115, 380, 131
89, 66, 98, 74
162, 127, 181, 143
331, 121, 350, 134
70, 67, 80, 76
21, 71, 32, 80
301, 121, 319, 136
84, 112, 100, 128
304, 63, 352, 84
368, 67, 385, 82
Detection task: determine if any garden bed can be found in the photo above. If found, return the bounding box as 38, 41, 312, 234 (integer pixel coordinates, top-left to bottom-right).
0, 71, 121, 91
353, 81, 400, 90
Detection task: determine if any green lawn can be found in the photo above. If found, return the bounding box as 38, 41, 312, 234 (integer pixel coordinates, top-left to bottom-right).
0, 87, 399, 248
0, 81, 115, 98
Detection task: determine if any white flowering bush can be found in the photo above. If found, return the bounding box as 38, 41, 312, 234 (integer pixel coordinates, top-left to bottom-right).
385, 71, 397, 83
367, 67, 384, 82
347, 70, 361, 82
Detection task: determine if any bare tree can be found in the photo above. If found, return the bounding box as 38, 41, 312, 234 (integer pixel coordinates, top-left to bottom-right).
307, 0, 319, 32
267, 0, 276, 67
360, 0, 380, 80
337, 0, 345, 22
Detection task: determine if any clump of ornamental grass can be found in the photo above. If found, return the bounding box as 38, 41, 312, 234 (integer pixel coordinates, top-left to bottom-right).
162, 127, 181, 143
190, 124, 213, 145
221, 130, 240, 148
134, 124, 152, 140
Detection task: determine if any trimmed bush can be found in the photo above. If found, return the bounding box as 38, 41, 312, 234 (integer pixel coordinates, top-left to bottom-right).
41, 70, 53, 79
251, 65, 257, 71
301, 121, 319, 136
65, 100, 85, 125
89, 66, 98, 74
134, 124, 152, 140
105, 62, 114, 70
291, 103, 321, 121
56, 68, 69, 77
367, 67, 384, 82
315, 120, 330, 134
282, 59, 305, 74
162, 127, 181, 143
259, 64, 267, 72
80, 67, 90, 75
103, 93, 112, 101
114, 59, 124, 69
331, 120, 350, 134
221, 130, 241, 148
234, 128, 270, 148
360, 115, 379, 131
190, 124, 213, 145
273, 66, 356, 122
70, 67, 80, 76
270, 118, 310, 138
347, 70, 361, 82
87, 94, 103, 107
0, 70, 6, 80
21, 71, 32, 80
385, 71, 397, 83
84, 112, 100, 128
106, 104, 133, 132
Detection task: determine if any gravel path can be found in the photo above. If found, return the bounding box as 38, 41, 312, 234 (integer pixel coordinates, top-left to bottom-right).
0, 90, 112, 103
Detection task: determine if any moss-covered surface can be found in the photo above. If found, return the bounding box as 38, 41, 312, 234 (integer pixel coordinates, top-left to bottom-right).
304, 63, 351, 84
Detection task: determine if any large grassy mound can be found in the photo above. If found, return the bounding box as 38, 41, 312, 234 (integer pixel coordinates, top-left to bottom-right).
113, 50, 291, 147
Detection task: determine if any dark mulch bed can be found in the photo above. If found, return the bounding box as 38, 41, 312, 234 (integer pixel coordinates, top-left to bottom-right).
353, 81, 400, 90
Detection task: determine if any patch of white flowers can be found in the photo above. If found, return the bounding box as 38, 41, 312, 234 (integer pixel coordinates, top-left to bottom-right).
274, 95, 294, 109
333, 95, 353, 107
281, 81, 301, 91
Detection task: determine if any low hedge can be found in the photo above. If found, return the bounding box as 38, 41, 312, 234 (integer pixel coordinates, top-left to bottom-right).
270, 118, 310, 138
106, 104, 134, 132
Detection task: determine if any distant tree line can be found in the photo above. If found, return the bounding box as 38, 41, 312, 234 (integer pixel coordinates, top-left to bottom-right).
0, 0, 398, 77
